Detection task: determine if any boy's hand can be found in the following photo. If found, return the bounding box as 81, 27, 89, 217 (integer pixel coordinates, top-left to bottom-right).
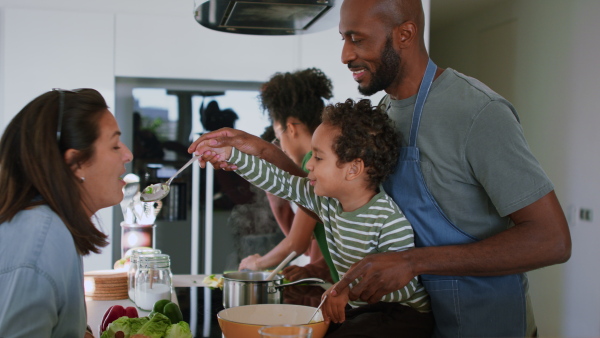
239, 254, 262, 271
189, 128, 269, 171
321, 283, 349, 324
192, 139, 234, 169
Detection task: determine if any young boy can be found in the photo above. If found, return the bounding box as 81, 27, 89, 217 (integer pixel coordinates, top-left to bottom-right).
195, 99, 433, 337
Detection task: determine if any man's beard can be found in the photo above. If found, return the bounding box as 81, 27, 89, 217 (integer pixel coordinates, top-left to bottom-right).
358, 37, 401, 96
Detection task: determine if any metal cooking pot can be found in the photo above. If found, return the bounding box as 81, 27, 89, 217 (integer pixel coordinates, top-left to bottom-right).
222, 271, 325, 309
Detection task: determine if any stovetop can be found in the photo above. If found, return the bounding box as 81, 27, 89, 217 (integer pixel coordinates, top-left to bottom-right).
175, 283, 325, 337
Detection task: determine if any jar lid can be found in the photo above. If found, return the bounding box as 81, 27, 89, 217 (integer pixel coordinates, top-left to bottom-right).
138, 253, 170, 268
130, 248, 162, 262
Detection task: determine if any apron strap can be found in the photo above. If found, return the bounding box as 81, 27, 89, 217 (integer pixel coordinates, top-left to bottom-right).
408, 59, 437, 147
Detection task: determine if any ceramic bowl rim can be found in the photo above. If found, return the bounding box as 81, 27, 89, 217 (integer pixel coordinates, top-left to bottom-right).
217, 304, 325, 326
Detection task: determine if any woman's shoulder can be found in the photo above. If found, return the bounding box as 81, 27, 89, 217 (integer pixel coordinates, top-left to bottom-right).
14, 205, 67, 233
1, 205, 75, 266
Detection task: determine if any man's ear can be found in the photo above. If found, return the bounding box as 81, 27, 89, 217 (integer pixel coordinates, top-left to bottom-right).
64, 149, 83, 178
393, 21, 417, 49
346, 159, 365, 181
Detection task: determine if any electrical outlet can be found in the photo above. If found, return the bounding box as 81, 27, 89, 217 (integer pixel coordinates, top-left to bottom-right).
579, 208, 593, 222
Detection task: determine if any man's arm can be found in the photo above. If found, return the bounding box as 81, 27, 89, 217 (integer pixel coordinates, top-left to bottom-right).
332, 191, 571, 303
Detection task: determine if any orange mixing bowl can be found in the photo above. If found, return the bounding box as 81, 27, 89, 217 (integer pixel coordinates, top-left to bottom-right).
217, 304, 329, 338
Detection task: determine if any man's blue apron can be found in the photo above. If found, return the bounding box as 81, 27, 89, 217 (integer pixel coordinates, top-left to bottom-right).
383, 59, 527, 337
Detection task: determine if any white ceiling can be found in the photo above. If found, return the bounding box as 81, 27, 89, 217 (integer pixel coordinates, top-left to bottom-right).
430, 0, 509, 30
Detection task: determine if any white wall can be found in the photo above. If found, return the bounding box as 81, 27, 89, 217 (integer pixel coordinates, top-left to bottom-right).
431, 0, 599, 337
562, 1, 600, 336
0, 6, 117, 270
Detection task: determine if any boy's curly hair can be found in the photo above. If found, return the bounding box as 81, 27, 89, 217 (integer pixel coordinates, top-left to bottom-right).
322, 99, 400, 190
260, 68, 332, 133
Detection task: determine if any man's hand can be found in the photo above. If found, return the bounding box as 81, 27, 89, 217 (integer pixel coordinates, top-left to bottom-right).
321, 284, 349, 324
330, 251, 415, 304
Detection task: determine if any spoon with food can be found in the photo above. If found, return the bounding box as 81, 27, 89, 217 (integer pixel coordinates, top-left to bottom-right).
140, 154, 201, 202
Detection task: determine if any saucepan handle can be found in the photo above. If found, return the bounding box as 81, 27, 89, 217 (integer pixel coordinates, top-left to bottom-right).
274, 277, 325, 289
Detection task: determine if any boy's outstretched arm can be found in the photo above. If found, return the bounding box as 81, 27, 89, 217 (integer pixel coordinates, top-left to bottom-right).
190, 128, 321, 221
188, 127, 306, 177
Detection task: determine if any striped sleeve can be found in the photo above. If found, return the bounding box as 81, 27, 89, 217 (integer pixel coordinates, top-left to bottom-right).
230, 147, 321, 214
376, 200, 429, 311
344, 195, 430, 312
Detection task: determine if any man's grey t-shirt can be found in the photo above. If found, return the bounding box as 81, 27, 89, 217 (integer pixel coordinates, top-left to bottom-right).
382, 68, 552, 336
382, 68, 553, 240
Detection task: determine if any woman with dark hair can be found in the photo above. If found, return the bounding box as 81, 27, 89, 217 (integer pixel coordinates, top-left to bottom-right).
238, 68, 339, 284
0, 88, 133, 337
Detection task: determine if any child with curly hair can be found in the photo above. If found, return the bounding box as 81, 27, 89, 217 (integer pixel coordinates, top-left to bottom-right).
241, 67, 338, 285
194, 99, 433, 337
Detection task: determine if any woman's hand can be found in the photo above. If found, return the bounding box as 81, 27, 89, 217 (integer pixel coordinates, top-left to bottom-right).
84, 325, 94, 338
239, 254, 263, 271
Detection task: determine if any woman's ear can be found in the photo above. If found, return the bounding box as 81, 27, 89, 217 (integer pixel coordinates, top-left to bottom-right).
346, 159, 365, 181
64, 149, 84, 178
286, 117, 301, 138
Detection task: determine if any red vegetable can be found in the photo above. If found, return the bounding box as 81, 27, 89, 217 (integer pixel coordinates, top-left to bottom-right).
100, 305, 126, 333
125, 306, 138, 318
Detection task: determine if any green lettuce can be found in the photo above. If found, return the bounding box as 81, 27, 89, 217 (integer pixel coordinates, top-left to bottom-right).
100, 316, 131, 338
164, 321, 192, 338
134, 312, 171, 338
129, 316, 150, 334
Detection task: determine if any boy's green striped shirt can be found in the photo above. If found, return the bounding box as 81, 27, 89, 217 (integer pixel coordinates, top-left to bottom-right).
230, 148, 430, 312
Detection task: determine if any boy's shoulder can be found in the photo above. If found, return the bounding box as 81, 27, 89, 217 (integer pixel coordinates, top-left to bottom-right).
364, 189, 405, 217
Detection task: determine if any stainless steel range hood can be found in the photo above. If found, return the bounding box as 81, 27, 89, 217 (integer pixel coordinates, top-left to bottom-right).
194, 0, 337, 36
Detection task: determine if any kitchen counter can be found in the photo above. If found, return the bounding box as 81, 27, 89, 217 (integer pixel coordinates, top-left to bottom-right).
87, 274, 326, 337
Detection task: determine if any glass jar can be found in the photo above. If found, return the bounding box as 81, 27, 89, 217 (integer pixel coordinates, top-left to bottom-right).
128, 248, 161, 303
134, 253, 173, 311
